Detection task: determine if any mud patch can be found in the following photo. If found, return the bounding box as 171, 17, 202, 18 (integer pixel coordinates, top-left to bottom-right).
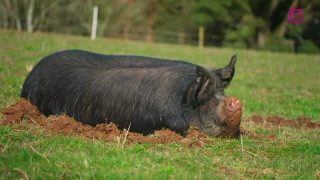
240, 115, 320, 141
245, 115, 320, 130
239, 127, 262, 139
0, 99, 212, 147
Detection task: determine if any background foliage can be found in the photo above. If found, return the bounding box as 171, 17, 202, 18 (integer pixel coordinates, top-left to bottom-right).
1, 0, 320, 53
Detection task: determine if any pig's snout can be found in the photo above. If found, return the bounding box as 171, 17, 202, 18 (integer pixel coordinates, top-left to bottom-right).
226, 97, 242, 113
223, 96, 242, 127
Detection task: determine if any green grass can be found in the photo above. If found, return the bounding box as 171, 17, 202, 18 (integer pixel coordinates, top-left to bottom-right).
0, 30, 320, 179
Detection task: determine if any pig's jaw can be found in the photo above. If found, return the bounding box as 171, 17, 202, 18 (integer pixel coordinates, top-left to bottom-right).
188, 104, 225, 137
214, 96, 242, 138
194, 120, 240, 138
188, 96, 242, 138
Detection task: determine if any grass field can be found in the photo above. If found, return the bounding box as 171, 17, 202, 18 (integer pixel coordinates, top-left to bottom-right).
0, 30, 320, 179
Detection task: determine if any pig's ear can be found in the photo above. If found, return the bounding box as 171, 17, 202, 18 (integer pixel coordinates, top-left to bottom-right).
194, 66, 215, 104
215, 55, 236, 88
185, 66, 214, 106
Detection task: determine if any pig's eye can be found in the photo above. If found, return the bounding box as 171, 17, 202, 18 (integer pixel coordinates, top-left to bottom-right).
208, 98, 216, 107
200, 104, 208, 112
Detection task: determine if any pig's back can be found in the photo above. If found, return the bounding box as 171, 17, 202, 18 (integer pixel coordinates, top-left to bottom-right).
21, 50, 199, 134
37, 49, 196, 70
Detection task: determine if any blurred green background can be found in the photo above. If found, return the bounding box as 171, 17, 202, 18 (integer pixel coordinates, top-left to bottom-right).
1, 0, 320, 54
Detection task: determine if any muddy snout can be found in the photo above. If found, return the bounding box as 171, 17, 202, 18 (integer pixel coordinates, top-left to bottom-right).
223, 96, 243, 127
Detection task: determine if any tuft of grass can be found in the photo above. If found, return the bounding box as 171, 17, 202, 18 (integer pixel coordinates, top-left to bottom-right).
0, 31, 320, 179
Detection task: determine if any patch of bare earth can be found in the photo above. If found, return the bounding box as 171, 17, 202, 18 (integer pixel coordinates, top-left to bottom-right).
239, 115, 320, 140
0, 99, 212, 148
244, 115, 320, 130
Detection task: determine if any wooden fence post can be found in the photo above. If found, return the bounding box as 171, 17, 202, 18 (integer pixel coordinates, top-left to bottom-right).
178, 32, 185, 44
91, 6, 98, 40
198, 26, 204, 48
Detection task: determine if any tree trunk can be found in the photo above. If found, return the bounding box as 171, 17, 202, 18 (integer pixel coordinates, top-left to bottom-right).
268, 0, 280, 17
4, 0, 12, 29
13, 0, 22, 31
27, 0, 35, 33
0, 2, 9, 29
0, 8, 9, 29
257, 0, 280, 47
257, 29, 269, 47
277, 0, 299, 37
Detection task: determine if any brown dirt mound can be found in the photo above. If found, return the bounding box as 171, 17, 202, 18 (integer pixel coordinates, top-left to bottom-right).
245, 115, 320, 130
0, 99, 212, 147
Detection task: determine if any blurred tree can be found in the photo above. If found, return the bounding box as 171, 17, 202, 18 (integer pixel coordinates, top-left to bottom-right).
256, 0, 280, 47
191, 0, 237, 45
26, 0, 35, 33
0, 0, 22, 30
223, 0, 320, 51
153, 0, 194, 43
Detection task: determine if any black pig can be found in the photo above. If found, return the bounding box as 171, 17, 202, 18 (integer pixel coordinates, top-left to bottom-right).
21, 50, 242, 137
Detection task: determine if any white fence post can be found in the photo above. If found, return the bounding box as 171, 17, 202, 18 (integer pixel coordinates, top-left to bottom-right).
91, 6, 98, 40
